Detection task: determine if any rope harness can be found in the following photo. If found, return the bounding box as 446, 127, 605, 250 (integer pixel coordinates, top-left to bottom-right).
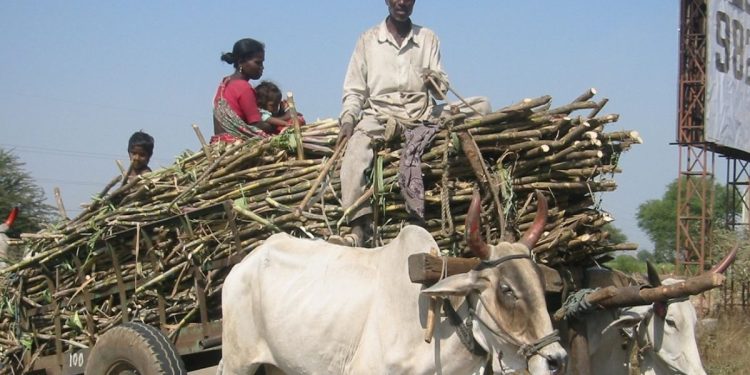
442, 299, 488, 357
439, 121, 454, 237
440, 253, 561, 362
559, 287, 599, 319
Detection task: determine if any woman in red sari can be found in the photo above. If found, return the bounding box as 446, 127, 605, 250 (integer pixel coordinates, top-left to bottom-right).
212, 38, 275, 143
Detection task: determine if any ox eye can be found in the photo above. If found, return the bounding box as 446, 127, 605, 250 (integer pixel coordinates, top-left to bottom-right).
665, 318, 677, 328
498, 284, 515, 299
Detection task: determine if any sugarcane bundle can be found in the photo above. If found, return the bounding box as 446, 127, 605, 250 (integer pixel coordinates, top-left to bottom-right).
0, 89, 640, 369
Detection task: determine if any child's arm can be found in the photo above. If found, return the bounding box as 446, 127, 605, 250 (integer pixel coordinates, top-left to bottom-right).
266, 117, 289, 128
277, 100, 305, 123
276, 112, 306, 125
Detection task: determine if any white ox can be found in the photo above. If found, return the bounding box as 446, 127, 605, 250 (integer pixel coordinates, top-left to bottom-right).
219, 191, 566, 374
565, 250, 735, 375
583, 279, 704, 375
0, 208, 19, 268
609, 279, 704, 375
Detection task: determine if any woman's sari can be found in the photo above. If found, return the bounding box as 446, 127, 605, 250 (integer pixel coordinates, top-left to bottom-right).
212, 78, 269, 143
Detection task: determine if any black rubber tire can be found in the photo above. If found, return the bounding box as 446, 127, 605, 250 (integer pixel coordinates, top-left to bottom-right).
84, 322, 187, 375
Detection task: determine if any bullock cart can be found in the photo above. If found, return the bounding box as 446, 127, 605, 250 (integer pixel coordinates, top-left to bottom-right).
0, 89, 644, 374
1, 202, 235, 374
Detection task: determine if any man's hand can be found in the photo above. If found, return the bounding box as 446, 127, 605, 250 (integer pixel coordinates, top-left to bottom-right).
337, 117, 355, 146
421, 68, 447, 101
420, 68, 438, 82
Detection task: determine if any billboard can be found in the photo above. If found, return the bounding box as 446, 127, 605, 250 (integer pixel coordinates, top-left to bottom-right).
706, 0, 750, 155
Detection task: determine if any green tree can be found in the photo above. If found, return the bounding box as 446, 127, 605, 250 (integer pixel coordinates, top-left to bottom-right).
636, 249, 655, 263
605, 254, 644, 274
0, 148, 55, 236
603, 223, 627, 243
636, 177, 735, 263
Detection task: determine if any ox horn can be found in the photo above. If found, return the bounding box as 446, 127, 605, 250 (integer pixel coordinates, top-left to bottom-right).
710, 243, 738, 274
519, 190, 548, 249
465, 190, 490, 259
4, 207, 18, 228
646, 261, 667, 318
646, 261, 662, 287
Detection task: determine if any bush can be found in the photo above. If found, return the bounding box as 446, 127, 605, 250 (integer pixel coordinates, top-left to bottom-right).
605, 255, 674, 275
605, 254, 644, 273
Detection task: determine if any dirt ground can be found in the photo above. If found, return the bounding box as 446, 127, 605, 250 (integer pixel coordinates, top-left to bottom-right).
190, 366, 217, 375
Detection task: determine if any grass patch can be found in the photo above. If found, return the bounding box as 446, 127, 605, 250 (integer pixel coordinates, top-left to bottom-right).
699, 310, 750, 374
605, 255, 674, 275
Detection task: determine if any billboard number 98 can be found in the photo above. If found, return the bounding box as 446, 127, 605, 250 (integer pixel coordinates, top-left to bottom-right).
715, 11, 750, 85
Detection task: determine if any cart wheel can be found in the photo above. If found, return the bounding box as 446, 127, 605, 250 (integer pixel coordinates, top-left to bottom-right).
85, 322, 187, 375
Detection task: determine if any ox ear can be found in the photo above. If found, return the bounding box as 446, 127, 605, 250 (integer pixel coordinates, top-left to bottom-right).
421, 270, 490, 297
604, 306, 649, 333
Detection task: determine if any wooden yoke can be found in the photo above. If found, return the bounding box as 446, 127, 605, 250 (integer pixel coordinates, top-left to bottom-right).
552, 272, 726, 321
408, 253, 563, 292
424, 248, 439, 343
589, 273, 725, 308
409, 253, 480, 284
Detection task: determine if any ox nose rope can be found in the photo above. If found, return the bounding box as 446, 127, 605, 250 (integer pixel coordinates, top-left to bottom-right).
473, 293, 561, 361
516, 330, 561, 360
478, 254, 561, 361
442, 252, 562, 362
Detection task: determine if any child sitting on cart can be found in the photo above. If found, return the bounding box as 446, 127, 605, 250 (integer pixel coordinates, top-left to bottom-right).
126, 130, 154, 183
255, 80, 305, 135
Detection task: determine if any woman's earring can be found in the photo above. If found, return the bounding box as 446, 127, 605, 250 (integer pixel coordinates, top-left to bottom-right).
239, 66, 243, 73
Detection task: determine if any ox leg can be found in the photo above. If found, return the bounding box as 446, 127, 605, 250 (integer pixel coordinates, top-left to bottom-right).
220, 361, 262, 375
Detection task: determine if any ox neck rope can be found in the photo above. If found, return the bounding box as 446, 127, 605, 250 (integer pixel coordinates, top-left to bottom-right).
472, 253, 531, 271
442, 253, 561, 361
442, 299, 488, 357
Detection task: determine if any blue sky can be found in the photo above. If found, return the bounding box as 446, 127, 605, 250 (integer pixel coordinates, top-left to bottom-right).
0, 1, 690, 251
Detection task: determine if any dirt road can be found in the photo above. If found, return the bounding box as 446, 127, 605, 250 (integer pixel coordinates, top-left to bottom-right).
191, 366, 217, 374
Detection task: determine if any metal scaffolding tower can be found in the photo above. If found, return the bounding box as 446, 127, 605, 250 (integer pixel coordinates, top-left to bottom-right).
725, 159, 750, 232
677, 0, 713, 276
